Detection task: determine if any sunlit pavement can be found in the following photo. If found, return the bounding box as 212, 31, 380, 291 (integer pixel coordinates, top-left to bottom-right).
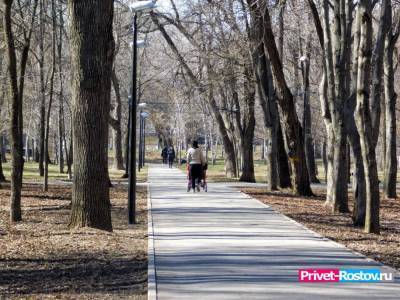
148, 164, 400, 300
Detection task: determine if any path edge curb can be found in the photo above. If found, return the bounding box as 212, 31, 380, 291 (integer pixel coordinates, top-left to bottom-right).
147, 180, 157, 300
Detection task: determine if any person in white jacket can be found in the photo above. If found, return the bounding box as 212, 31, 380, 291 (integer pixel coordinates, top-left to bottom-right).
187, 140, 205, 192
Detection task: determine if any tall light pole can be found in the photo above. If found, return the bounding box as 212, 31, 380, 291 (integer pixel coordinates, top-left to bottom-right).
128, 0, 156, 225
140, 111, 149, 169
123, 40, 148, 178
138, 103, 147, 171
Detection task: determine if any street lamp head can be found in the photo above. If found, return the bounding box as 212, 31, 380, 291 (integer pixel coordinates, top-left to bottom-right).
129, 0, 157, 13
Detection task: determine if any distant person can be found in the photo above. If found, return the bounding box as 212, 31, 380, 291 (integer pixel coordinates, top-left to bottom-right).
167, 146, 176, 168
161, 147, 168, 164
187, 140, 205, 192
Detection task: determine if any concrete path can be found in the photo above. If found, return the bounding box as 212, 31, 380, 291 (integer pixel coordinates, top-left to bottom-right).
148, 164, 400, 300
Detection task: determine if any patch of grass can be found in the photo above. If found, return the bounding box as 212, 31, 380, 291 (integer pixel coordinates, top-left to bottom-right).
0, 159, 148, 183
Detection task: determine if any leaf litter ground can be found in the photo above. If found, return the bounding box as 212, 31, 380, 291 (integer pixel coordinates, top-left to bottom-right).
0, 182, 147, 299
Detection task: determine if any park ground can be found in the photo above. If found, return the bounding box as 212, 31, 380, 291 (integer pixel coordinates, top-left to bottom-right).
0, 160, 149, 299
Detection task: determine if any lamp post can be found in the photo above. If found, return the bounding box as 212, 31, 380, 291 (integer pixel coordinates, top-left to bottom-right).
140, 111, 149, 168
138, 103, 147, 171
128, 0, 156, 225
123, 40, 149, 179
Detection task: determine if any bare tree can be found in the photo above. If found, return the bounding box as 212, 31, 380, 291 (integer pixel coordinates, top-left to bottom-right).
3, 0, 38, 221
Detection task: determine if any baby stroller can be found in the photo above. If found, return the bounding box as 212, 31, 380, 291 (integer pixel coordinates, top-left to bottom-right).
187, 163, 208, 192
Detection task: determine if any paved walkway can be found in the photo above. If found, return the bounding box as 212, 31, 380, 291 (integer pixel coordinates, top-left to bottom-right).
148, 165, 400, 299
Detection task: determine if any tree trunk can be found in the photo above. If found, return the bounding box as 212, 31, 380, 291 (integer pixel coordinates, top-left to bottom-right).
239, 136, 255, 182
44, 0, 57, 192
1, 136, 6, 163
0, 152, 6, 182
66, 130, 73, 179
0, 135, 5, 182
370, 0, 390, 148
260, 3, 312, 196
3, 0, 38, 221
322, 139, 327, 182
238, 68, 256, 183
301, 50, 319, 183
383, 5, 398, 199
38, 0, 45, 177
58, 2, 65, 174
111, 69, 124, 170
355, 0, 380, 234
277, 123, 292, 188
68, 0, 114, 231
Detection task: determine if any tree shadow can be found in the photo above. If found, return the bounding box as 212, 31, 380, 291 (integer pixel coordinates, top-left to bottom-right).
0, 252, 147, 296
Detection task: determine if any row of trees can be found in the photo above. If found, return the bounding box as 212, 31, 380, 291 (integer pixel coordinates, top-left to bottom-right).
1, 1, 399, 233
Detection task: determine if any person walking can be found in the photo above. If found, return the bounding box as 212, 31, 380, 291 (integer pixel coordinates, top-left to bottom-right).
187, 140, 205, 192
161, 146, 168, 164
167, 146, 175, 168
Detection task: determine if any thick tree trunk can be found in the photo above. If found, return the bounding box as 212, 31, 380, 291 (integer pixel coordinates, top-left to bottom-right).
252, 37, 278, 188
277, 124, 292, 188
355, 0, 380, 234
346, 97, 366, 225
383, 7, 398, 199
370, 0, 390, 148
68, 0, 114, 231
318, 0, 350, 213
239, 136, 255, 182
238, 69, 256, 183
301, 53, 319, 183
261, 3, 312, 196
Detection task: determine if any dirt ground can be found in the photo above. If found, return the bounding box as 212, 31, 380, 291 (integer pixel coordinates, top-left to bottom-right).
243, 188, 400, 272
0, 182, 148, 299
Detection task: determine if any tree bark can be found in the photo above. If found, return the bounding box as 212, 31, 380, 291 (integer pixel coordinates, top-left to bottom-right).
38, 0, 45, 177
1, 136, 6, 163
43, 0, 57, 192
3, 0, 38, 221
238, 67, 256, 183
354, 0, 380, 234
300, 42, 319, 184
383, 4, 399, 199
347, 8, 367, 226
58, 1, 64, 174
370, 0, 390, 148
253, 45, 278, 189
110, 69, 124, 170
68, 0, 114, 231
260, 2, 312, 196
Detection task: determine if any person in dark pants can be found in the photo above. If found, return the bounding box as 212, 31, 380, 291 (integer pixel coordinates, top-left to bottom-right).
167, 146, 175, 168
161, 147, 168, 164
187, 140, 205, 192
